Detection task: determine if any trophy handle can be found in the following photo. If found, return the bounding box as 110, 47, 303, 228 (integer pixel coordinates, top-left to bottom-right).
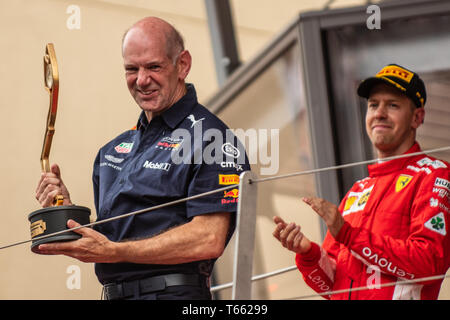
41, 43, 63, 206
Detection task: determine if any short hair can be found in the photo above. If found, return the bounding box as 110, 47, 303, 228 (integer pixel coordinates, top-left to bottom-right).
165, 26, 185, 63
121, 22, 185, 64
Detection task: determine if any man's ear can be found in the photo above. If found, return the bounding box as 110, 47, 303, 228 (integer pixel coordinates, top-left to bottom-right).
412, 107, 425, 129
177, 50, 192, 81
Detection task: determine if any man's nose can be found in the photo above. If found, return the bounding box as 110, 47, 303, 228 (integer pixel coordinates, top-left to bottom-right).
374, 103, 388, 118
136, 68, 151, 88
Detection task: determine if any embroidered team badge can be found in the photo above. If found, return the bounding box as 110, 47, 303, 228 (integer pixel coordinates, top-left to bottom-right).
395, 174, 412, 192
343, 196, 358, 211
357, 190, 371, 206
424, 212, 447, 236
342, 185, 374, 216
115, 142, 134, 154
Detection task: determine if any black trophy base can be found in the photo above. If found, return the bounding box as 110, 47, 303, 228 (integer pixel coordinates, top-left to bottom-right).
28, 205, 91, 253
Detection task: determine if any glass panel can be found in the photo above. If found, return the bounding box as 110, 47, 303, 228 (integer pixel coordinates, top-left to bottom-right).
325, 13, 450, 190
417, 70, 450, 162
326, 16, 450, 299
213, 42, 323, 299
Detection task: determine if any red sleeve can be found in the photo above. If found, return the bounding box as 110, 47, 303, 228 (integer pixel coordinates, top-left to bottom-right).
335, 169, 449, 281
295, 240, 337, 299
294, 190, 352, 298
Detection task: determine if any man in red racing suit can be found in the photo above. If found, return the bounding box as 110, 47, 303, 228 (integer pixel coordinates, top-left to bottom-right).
273, 64, 449, 299
296, 142, 449, 299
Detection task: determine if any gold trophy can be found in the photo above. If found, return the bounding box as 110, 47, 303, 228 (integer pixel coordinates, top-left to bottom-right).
28, 43, 90, 253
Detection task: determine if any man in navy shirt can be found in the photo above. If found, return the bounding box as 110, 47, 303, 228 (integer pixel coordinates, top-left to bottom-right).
35, 16, 250, 300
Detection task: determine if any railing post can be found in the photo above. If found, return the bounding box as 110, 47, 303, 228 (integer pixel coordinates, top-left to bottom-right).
231, 170, 258, 300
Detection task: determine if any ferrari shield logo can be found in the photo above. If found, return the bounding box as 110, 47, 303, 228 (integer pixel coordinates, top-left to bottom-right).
396, 175, 412, 192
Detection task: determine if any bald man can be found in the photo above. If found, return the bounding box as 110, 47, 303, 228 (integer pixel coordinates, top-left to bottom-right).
35, 17, 250, 300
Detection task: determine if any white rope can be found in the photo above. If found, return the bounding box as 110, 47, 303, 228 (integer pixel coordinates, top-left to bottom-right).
210, 145, 450, 294
1, 145, 448, 253
212, 265, 297, 292
0, 144, 448, 299
288, 273, 450, 300
211, 263, 450, 300
250, 145, 450, 184
0, 184, 239, 251
211, 264, 450, 300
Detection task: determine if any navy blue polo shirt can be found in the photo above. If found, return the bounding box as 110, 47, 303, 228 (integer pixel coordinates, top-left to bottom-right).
92, 84, 250, 284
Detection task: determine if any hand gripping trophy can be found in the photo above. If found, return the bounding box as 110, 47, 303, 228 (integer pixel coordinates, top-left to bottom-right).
28, 44, 90, 253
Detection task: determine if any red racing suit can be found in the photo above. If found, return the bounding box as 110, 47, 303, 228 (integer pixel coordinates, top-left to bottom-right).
296, 143, 450, 299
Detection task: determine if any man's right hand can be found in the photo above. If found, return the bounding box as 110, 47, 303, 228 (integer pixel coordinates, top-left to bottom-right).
272, 216, 311, 254
35, 163, 72, 207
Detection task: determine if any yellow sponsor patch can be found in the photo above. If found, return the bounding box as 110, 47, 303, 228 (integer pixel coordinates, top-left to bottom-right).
396, 174, 412, 192
357, 190, 371, 206
219, 174, 240, 185
344, 196, 357, 211
342, 185, 374, 216
376, 65, 414, 83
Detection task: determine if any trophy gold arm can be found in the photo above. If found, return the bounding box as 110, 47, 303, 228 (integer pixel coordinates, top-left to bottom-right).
41, 44, 64, 206
28, 43, 91, 253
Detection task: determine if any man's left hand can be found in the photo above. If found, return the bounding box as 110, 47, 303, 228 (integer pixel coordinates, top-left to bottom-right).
302, 197, 345, 238
37, 219, 119, 263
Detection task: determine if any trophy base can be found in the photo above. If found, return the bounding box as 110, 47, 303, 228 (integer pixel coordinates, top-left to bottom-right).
28, 205, 91, 253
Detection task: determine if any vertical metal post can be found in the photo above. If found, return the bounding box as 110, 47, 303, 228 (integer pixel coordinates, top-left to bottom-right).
298, 18, 341, 240
231, 171, 258, 300
204, 0, 241, 86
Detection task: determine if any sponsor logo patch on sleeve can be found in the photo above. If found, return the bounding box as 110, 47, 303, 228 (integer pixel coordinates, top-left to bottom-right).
115, 142, 134, 154
342, 185, 374, 216
222, 188, 239, 205
417, 157, 447, 169
435, 178, 450, 192
219, 174, 240, 185
424, 212, 447, 236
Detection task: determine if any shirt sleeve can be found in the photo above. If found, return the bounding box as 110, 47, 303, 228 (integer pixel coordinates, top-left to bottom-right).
335, 169, 450, 281
186, 134, 251, 218
92, 150, 101, 215
295, 241, 336, 299
294, 194, 348, 299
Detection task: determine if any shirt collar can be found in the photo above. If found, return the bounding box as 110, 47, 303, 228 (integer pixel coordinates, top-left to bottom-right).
368, 142, 421, 177
136, 83, 198, 130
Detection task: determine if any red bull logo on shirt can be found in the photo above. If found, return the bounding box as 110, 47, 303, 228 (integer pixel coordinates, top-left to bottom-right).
155, 137, 183, 151
224, 189, 239, 198
222, 188, 239, 204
